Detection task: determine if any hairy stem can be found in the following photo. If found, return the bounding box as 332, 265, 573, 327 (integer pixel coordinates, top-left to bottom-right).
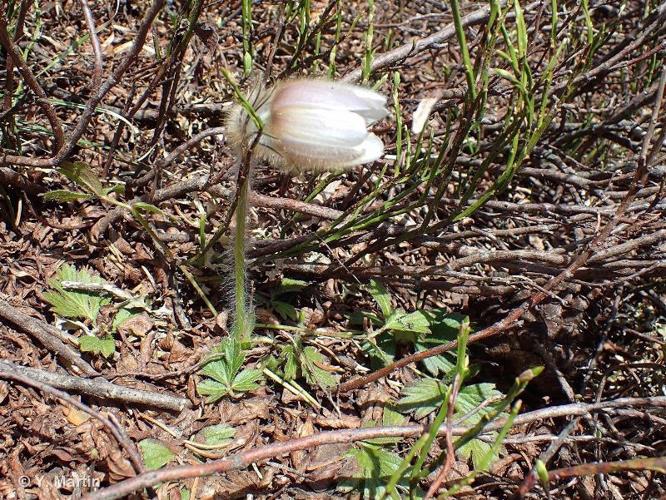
232, 174, 253, 339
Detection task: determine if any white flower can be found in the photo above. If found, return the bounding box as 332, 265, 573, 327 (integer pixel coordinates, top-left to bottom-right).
227, 79, 388, 171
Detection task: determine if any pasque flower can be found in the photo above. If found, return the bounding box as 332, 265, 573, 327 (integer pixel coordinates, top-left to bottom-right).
227, 79, 389, 171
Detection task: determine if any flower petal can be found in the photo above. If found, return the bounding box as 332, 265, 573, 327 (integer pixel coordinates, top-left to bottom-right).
268, 106, 369, 148
271, 80, 388, 125
272, 131, 384, 171
343, 133, 384, 166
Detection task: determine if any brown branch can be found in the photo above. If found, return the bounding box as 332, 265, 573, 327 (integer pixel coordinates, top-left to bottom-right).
0, 298, 97, 376
0, 367, 144, 475
0, 14, 65, 151
0, 0, 164, 168
2, 0, 29, 114
80, 0, 104, 89
0, 360, 190, 412
520, 456, 666, 497
516, 418, 580, 497
51, 0, 165, 165
0, 166, 46, 194
91, 177, 343, 241
129, 126, 227, 189
343, 1, 540, 83
337, 112, 660, 394
88, 396, 666, 499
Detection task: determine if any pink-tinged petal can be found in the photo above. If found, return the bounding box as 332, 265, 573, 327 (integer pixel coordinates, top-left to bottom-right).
342, 134, 384, 166
275, 132, 384, 171
271, 80, 388, 124
267, 106, 368, 148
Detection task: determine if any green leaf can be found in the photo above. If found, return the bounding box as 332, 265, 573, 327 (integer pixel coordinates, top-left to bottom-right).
59, 162, 103, 196
301, 346, 338, 388
197, 337, 262, 402
458, 438, 494, 470
111, 307, 139, 331
199, 424, 235, 446
273, 278, 309, 296
364, 407, 408, 446
273, 300, 298, 322
368, 279, 393, 318
340, 444, 407, 499
383, 406, 406, 427
103, 184, 125, 196
222, 336, 244, 376
132, 201, 165, 216
43, 190, 93, 202
79, 335, 115, 358
200, 360, 233, 387
454, 383, 505, 470
415, 312, 461, 377
417, 350, 455, 378
139, 439, 175, 470
231, 369, 262, 392
397, 378, 447, 419
385, 310, 432, 335
454, 383, 503, 424
43, 264, 111, 322
196, 379, 228, 403
281, 344, 299, 381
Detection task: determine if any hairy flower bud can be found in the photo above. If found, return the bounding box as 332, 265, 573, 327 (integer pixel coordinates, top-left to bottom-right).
227, 79, 389, 171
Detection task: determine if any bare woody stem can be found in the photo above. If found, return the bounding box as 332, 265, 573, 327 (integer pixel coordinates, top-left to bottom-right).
0, 15, 65, 151
87, 396, 666, 500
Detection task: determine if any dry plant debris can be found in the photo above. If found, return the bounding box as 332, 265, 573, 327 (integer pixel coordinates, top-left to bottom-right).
0, 0, 665, 498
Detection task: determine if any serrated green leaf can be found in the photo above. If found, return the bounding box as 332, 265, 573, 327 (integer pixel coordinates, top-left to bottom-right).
43, 264, 111, 322
414, 312, 465, 376
139, 439, 175, 470
59, 162, 103, 196
397, 378, 446, 419
454, 383, 503, 424
340, 444, 406, 499
458, 437, 494, 470
103, 184, 125, 196
43, 190, 93, 202
199, 424, 235, 446
79, 335, 115, 358
112, 307, 140, 331
223, 336, 244, 376
200, 360, 232, 386
418, 350, 456, 378
196, 379, 228, 403
281, 345, 299, 381
385, 310, 432, 335
198, 337, 261, 402
364, 407, 408, 446
301, 346, 338, 388
368, 279, 393, 318
383, 406, 406, 426
430, 312, 464, 337
453, 383, 505, 470
231, 368, 262, 392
